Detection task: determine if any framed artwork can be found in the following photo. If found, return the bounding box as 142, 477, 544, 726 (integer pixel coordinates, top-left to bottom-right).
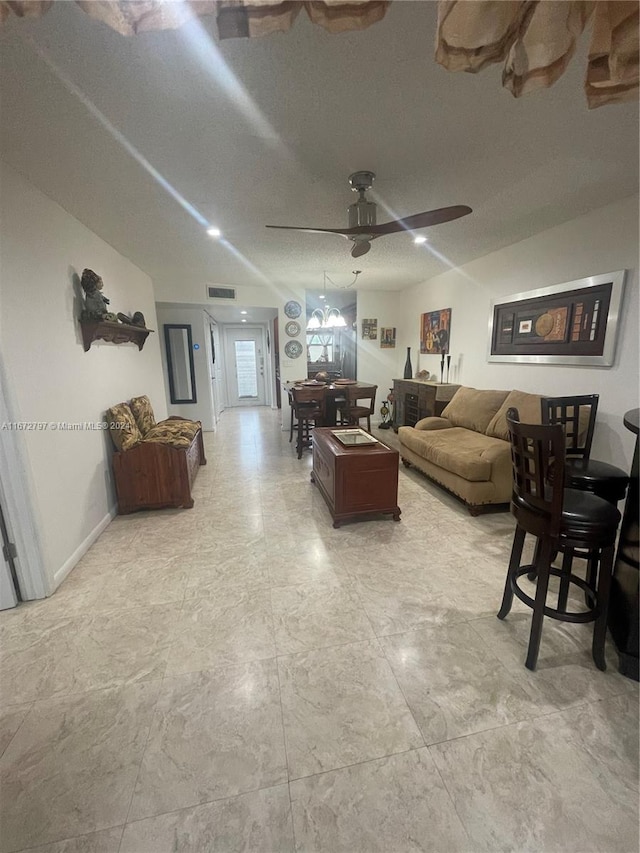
488, 270, 626, 366
362, 318, 378, 340
380, 327, 396, 348
420, 308, 451, 354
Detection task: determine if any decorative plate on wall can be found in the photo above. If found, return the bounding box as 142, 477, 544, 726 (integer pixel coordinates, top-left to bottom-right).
284, 300, 302, 319
284, 340, 303, 359
285, 320, 301, 337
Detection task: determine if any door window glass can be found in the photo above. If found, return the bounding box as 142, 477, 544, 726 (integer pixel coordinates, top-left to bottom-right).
235, 340, 258, 398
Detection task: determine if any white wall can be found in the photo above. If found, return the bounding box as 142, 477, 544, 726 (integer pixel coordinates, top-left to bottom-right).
356, 290, 403, 423
155, 305, 216, 430
401, 195, 639, 471
0, 162, 166, 591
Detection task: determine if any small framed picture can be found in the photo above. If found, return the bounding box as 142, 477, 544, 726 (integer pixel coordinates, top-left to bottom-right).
380, 327, 396, 348
518, 319, 533, 334
362, 319, 378, 340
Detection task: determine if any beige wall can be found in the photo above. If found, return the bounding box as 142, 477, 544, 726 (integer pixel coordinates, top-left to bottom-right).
0, 163, 166, 588
155, 305, 216, 430
401, 195, 639, 472
356, 291, 403, 422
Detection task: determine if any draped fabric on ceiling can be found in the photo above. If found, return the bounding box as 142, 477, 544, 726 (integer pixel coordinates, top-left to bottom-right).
1, 0, 636, 107
0, 0, 390, 37
435, 0, 639, 109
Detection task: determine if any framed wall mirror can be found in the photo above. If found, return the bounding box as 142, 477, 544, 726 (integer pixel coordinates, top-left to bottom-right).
164, 324, 197, 403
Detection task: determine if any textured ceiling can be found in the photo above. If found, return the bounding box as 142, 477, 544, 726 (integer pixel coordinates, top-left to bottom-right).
0, 2, 638, 296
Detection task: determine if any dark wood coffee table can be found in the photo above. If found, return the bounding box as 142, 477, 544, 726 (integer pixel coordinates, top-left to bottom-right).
310, 428, 401, 527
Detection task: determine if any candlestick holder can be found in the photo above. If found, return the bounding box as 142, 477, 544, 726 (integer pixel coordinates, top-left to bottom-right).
446, 354, 451, 383
440, 353, 445, 384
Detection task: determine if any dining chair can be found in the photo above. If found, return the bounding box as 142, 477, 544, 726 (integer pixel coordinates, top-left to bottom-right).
291, 385, 327, 459
498, 407, 621, 671
338, 385, 377, 432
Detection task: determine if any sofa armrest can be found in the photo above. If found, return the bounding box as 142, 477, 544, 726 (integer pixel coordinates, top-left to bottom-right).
414, 417, 454, 431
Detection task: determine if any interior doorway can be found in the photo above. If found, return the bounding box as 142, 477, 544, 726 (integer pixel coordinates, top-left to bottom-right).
0, 497, 20, 610
223, 326, 267, 407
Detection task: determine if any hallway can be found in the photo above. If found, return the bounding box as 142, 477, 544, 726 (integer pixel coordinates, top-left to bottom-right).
0, 407, 637, 852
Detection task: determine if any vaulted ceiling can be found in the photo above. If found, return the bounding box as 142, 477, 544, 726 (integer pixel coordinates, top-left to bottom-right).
1, 2, 637, 294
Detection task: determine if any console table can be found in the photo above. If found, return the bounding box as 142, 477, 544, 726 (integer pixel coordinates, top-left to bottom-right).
393, 379, 460, 431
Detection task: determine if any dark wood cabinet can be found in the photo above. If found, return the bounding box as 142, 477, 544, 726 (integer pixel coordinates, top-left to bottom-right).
393, 379, 460, 430
311, 428, 400, 527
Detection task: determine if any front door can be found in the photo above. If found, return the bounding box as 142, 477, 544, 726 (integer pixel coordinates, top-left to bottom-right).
224, 326, 266, 407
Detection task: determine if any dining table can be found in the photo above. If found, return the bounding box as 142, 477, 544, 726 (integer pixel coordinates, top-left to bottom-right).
285, 380, 377, 428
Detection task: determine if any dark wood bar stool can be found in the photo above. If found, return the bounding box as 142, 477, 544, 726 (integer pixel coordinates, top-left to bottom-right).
497, 408, 621, 671
541, 395, 629, 505
338, 385, 377, 432
287, 384, 308, 443
291, 386, 327, 459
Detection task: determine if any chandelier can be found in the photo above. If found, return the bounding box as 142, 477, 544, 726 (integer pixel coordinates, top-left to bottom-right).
306, 271, 360, 330
307, 305, 346, 330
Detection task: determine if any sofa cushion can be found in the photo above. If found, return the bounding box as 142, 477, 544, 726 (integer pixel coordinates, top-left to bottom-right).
440, 387, 510, 434
130, 395, 156, 436
145, 421, 198, 445
400, 426, 509, 482
106, 403, 143, 451
485, 390, 542, 440
414, 417, 454, 431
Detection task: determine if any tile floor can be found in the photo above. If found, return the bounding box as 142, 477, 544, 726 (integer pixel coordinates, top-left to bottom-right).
0, 407, 638, 853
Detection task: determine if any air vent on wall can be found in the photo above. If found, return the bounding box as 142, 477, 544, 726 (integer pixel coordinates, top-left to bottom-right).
207, 286, 236, 300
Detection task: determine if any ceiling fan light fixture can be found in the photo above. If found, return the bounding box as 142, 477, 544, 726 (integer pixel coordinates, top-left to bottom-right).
265, 172, 471, 257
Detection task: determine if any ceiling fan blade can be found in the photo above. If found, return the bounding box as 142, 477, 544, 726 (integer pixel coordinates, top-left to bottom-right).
351, 241, 371, 258
265, 224, 353, 236
366, 205, 472, 236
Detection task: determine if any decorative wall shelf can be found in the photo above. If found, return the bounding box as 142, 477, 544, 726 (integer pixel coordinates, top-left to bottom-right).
80, 320, 154, 352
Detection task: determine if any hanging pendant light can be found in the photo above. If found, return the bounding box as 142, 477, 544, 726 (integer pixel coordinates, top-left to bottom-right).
306, 271, 359, 330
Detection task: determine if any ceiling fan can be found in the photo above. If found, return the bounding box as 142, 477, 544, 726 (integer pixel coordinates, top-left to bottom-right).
266, 171, 472, 258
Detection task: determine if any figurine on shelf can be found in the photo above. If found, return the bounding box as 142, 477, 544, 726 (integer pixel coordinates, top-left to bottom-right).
80, 269, 117, 322
116, 311, 147, 328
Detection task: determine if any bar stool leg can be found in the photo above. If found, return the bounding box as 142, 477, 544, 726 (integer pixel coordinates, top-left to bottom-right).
527, 539, 542, 582
525, 537, 554, 671
498, 525, 526, 620
592, 545, 614, 671
296, 417, 304, 459
585, 552, 599, 606
557, 547, 574, 613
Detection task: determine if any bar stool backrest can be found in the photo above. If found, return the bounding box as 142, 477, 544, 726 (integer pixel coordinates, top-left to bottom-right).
506, 407, 566, 538
292, 385, 327, 417
541, 394, 598, 460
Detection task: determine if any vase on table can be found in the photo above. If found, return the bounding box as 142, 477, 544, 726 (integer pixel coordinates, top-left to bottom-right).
403, 347, 413, 379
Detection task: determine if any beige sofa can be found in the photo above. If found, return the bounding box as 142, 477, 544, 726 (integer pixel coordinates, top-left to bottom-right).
398, 387, 543, 515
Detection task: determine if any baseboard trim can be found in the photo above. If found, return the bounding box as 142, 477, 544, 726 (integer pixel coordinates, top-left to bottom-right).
52, 506, 117, 590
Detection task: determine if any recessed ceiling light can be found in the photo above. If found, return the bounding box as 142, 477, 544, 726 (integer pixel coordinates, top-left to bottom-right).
414, 235, 428, 245
206, 227, 221, 238
240, 310, 248, 315
241, 318, 247, 323
319, 294, 326, 300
